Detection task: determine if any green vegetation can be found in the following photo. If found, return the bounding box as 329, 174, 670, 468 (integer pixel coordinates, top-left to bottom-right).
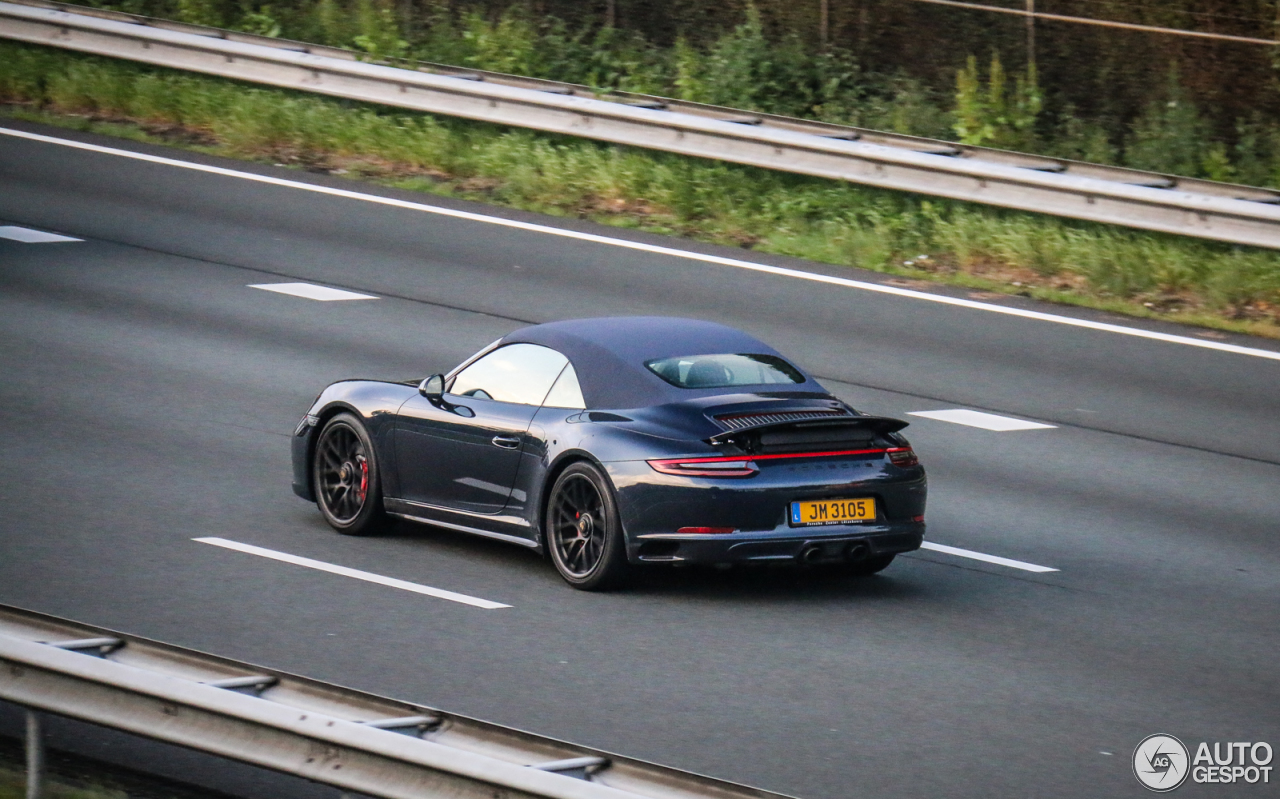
954, 55, 1042, 152
61, 0, 1280, 189
3, 40, 1279, 337
0, 764, 126, 799
0, 745, 227, 799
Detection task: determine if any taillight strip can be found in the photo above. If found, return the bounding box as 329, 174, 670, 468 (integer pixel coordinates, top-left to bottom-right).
887, 446, 919, 467
653, 448, 891, 465
648, 447, 909, 477
648, 458, 758, 477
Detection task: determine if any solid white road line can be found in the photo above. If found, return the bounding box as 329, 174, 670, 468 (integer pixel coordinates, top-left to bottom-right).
919, 542, 1059, 573
5, 126, 1280, 363
0, 225, 83, 243
908, 409, 1057, 431
193, 537, 510, 609
249, 282, 378, 301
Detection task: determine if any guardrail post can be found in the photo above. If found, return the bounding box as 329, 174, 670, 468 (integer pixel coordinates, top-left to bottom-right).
1025, 0, 1036, 68
25, 709, 45, 799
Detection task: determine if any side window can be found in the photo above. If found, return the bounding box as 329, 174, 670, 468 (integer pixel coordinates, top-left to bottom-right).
449, 343, 568, 406
542, 363, 586, 409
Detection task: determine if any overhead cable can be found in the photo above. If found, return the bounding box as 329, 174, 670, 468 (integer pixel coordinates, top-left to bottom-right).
902, 0, 1280, 46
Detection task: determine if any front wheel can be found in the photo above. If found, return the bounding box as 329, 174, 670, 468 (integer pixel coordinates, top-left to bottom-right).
313, 413, 390, 536
545, 462, 629, 591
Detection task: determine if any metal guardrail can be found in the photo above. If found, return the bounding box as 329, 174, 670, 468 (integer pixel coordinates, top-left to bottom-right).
2, 0, 1280, 249
0, 604, 793, 799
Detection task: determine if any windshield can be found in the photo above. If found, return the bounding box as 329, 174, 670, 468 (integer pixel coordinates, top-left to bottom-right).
645, 353, 806, 389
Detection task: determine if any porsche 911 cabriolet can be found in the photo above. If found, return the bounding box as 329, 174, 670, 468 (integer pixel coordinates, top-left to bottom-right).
292, 317, 926, 590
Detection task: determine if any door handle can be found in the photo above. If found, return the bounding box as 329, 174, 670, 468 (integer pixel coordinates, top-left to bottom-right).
491, 435, 521, 449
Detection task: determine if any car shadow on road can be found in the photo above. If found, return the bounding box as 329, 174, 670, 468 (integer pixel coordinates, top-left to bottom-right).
383, 517, 915, 594
624, 561, 933, 603
377, 517, 1028, 605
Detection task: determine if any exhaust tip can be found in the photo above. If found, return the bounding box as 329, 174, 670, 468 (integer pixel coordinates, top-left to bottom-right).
844, 542, 870, 563
799, 545, 824, 564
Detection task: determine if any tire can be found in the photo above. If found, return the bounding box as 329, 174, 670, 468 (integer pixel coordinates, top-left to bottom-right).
545, 462, 629, 591
313, 413, 390, 536
845, 553, 895, 576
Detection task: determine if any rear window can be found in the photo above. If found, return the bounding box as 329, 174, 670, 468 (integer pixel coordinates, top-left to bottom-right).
645, 353, 806, 389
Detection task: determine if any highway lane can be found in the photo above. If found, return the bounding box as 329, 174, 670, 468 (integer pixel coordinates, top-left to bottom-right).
2, 122, 1280, 463
1, 119, 1278, 798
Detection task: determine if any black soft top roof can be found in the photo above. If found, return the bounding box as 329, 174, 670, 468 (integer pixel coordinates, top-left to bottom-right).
500, 316, 824, 409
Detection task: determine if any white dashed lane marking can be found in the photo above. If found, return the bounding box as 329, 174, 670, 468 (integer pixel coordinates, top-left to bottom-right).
918, 542, 1059, 573
194, 537, 510, 609
8, 127, 1280, 363
0, 225, 83, 243
908, 409, 1056, 431
248, 282, 378, 301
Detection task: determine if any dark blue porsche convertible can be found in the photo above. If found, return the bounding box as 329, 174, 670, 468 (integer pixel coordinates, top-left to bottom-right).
292, 317, 926, 590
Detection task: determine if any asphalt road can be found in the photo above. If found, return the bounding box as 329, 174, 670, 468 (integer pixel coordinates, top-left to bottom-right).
1, 118, 1278, 799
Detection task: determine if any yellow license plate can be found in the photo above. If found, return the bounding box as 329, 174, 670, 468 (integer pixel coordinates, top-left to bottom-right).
789, 497, 877, 526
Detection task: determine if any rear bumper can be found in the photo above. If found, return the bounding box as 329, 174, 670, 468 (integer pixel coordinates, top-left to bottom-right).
630, 523, 924, 565
606, 455, 927, 566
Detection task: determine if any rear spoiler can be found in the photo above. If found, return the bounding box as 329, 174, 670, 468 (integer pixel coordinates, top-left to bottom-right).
707, 415, 908, 444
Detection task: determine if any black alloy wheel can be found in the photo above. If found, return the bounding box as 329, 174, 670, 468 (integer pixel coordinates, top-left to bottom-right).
546, 462, 628, 590
313, 413, 389, 536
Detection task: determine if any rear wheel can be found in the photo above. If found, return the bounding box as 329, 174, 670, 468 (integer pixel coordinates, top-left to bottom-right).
313, 413, 389, 536
545, 462, 629, 591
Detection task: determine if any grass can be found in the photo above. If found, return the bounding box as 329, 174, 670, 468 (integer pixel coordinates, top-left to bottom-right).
0, 764, 127, 799
3, 40, 1280, 339
0, 735, 234, 799
75, 0, 1280, 189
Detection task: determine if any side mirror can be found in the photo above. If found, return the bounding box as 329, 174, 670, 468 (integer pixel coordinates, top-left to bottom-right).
419, 374, 446, 403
